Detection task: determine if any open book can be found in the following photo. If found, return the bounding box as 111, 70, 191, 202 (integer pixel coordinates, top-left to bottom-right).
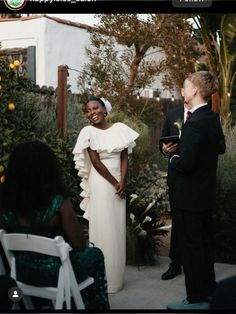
159, 135, 180, 145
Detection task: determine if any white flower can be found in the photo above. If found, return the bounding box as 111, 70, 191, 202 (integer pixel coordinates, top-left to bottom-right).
158, 224, 172, 230
145, 199, 156, 212
174, 121, 182, 130
130, 213, 135, 223
174, 120, 182, 138
138, 229, 147, 236
101, 97, 112, 114
142, 216, 152, 224
130, 193, 138, 203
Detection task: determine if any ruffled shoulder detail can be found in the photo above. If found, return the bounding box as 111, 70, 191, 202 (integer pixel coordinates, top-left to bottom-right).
113, 122, 139, 154
72, 126, 92, 220
86, 122, 139, 154
72, 123, 139, 220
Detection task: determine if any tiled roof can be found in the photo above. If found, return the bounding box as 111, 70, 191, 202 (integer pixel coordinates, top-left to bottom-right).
0, 14, 93, 31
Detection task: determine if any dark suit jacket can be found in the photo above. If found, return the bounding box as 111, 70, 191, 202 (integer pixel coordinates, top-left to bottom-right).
159, 106, 184, 187
170, 105, 226, 212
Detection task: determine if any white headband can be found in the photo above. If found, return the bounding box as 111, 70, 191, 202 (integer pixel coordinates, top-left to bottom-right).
101, 98, 112, 114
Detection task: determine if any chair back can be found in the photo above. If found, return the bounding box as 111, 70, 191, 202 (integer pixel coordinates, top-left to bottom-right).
0, 229, 72, 308
0, 229, 93, 309
0, 230, 71, 260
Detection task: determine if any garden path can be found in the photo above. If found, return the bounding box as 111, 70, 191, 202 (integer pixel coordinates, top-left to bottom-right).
109, 256, 236, 310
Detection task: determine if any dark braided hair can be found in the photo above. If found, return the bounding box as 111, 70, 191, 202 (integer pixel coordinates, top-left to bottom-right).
0, 140, 69, 217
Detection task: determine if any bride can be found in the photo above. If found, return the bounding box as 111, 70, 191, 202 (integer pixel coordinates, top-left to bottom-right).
73, 96, 139, 293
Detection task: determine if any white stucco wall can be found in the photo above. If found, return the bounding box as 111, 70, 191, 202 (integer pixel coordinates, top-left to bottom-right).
0, 18, 46, 87
43, 18, 91, 92
0, 17, 91, 93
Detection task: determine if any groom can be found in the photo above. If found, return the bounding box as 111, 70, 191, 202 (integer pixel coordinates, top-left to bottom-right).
167, 71, 226, 310
159, 88, 191, 280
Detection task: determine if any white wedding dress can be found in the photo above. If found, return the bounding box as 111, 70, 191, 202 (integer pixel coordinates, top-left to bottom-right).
72, 122, 139, 293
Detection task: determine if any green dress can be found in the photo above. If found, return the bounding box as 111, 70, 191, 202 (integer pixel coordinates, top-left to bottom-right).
0, 195, 110, 309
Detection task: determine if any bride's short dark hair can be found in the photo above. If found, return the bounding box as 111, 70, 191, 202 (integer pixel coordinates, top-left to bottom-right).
87, 96, 106, 108
83, 96, 107, 115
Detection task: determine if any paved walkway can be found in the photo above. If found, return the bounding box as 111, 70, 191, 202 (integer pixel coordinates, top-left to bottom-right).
109, 256, 236, 310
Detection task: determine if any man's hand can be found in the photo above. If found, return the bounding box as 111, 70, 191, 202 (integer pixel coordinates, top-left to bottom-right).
163, 142, 179, 154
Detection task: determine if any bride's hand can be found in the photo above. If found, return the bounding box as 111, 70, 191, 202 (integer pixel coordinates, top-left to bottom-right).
115, 181, 126, 199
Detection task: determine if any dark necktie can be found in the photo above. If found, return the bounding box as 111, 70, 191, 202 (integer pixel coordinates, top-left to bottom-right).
186, 111, 192, 122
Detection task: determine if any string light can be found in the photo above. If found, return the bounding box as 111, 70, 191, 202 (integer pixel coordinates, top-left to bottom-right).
155, 88, 160, 102
171, 95, 175, 102
137, 92, 140, 100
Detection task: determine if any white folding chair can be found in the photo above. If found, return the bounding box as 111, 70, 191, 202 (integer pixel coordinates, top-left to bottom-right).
0, 229, 94, 309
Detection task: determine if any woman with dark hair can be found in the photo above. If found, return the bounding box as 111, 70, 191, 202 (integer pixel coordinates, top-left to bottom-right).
73, 96, 139, 293
0, 140, 110, 309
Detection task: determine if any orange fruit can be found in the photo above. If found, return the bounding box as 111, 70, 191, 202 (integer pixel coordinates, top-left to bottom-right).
0, 165, 4, 173
8, 103, 15, 111
9, 63, 15, 70
0, 176, 5, 184
13, 60, 20, 67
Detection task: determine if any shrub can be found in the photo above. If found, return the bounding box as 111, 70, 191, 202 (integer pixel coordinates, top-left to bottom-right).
126, 162, 170, 265
19, 91, 87, 214
214, 125, 236, 263
0, 56, 34, 181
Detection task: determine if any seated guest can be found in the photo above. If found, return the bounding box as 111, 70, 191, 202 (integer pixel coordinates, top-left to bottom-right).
0, 140, 110, 310
210, 275, 236, 310
0, 275, 18, 309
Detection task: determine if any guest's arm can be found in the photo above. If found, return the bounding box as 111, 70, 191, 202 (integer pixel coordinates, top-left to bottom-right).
60, 198, 86, 250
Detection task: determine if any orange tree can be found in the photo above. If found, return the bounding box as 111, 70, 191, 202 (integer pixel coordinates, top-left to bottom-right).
0, 56, 34, 182
0, 56, 83, 214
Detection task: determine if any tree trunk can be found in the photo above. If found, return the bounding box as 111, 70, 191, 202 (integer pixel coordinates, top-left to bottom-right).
125, 45, 149, 97
125, 55, 142, 96
211, 92, 221, 113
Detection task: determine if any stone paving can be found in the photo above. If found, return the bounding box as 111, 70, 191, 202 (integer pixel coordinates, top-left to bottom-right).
109, 256, 236, 310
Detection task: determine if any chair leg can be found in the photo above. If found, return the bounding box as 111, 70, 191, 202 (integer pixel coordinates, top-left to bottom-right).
69, 272, 85, 309
72, 291, 84, 310
55, 268, 65, 309
22, 295, 34, 310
